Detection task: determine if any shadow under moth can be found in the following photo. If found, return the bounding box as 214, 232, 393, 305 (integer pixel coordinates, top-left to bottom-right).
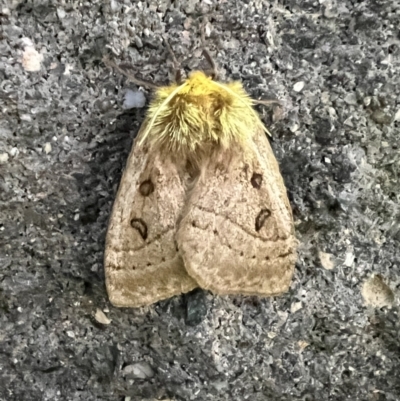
104, 53, 297, 307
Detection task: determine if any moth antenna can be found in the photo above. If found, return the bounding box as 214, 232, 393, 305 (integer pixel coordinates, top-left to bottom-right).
200, 17, 207, 48
163, 36, 180, 69
202, 49, 218, 80
103, 56, 158, 89
175, 69, 183, 85
253, 99, 283, 107
200, 18, 218, 80
162, 36, 184, 83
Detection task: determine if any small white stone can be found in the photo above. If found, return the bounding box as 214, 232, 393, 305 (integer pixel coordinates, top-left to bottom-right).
10, 147, 19, 157
394, 108, 400, 121
66, 331, 75, 338
293, 81, 305, 92
328, 107, 337, 118
344, 251, 354, 267
0, 153, 9, 164
319, 251, 335, 270
212, 380, 228, 390
44, 142, 52, 154
122, 362, 154, 379
298, 340, 309, 351
110, 0, 120, 12
205, 21, 212, 36
95, 308, 111, 325
344, 93, 357, 105
290, 301, 302, 314
22, 46, 43, 72
266, 30, 274, 47
123, 90, 146, 109
289, 123, 299, 133
363, 96, 371, 107
57, 8, 66, 19
20, 37, 34, 48
20, 114, 32, 122
320, 91, 330, 104
64, 64, 73, 75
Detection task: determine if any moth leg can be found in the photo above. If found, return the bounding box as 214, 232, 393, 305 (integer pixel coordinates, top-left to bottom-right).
103, 56, 158, 89
252, 99, 284, 137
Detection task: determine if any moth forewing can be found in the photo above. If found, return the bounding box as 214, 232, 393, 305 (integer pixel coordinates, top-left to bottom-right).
176, 129, 297, 296
104, 125, 197, 308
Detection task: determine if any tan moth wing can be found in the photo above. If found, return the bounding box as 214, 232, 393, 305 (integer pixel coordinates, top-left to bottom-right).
177, 129, 297, 296
104, 124, 197, 307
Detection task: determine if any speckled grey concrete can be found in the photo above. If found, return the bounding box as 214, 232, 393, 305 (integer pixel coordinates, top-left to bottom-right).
1, 1, 399, 400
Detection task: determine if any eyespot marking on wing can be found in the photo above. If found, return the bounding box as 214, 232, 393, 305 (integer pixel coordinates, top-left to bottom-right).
130, 218, 148, 240
139, 179, 155, 196
251, 173, 263, 189
255, 208, 271, 232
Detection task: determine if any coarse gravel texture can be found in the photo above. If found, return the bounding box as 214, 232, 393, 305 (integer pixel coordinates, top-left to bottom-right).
1, 0, 400, 400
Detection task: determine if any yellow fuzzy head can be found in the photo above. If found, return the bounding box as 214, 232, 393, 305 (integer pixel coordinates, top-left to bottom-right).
139, 71, 266, 156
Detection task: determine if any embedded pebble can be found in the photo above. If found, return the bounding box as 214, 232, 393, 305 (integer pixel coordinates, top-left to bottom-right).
319, 251, 335, 270
361, 275, 394, 308
293, 81, 305, 92
94, 309, 111, 325
44, 143, 52, 154
122, 362, 154, 379
123, 90, 146, 109
22, 45, 43, 72
0, 153, 9, 164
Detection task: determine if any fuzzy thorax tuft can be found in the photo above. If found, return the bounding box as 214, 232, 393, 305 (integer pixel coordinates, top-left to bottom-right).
139, 71, 266, 156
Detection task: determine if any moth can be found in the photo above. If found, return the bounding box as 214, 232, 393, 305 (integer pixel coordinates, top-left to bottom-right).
104, 52, 297, 307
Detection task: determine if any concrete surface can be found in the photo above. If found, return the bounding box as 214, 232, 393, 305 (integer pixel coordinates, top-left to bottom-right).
0, 0, 399, 400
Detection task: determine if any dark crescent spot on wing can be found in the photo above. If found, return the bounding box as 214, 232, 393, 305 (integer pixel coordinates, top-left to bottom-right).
139, 179, 155, 196
255, 208, 271, 232
251, 173, 263, 189
130, 218, 148, 240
